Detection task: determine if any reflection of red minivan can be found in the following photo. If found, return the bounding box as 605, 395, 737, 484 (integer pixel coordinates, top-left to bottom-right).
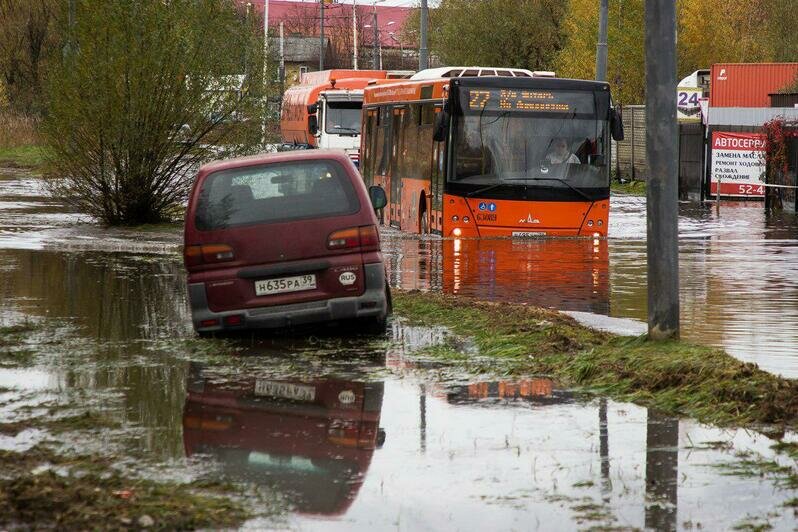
184, 150, 390, 334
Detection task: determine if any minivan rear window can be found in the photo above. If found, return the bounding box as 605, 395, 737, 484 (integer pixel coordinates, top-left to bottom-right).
195, 160, 360, 230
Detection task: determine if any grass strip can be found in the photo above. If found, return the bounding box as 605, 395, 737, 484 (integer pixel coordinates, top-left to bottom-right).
0, 145, 48, 170
393, 290, 798, 429
0, 447, 250, 530
611, 179, 646, 196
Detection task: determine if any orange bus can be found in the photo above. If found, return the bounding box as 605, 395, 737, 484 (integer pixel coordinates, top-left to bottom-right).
359, 71, 624, 237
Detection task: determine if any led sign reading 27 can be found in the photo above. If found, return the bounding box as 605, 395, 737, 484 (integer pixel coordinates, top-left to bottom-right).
467, 89, 573, 112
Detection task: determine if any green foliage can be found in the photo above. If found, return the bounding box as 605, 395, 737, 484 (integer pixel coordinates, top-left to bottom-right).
0, 145, 48, 169
43, 0, 265, 226
555, 0, 644, 105
418, 0, 567, 70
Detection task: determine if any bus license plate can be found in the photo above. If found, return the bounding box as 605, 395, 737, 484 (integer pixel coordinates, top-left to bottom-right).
255, 274, 316, 296
512, 231, 547, 238
254, 380, 316, 402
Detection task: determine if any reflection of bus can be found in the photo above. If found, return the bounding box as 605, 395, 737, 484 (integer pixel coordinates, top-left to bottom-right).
183, 365, 384, 516
382, 237, 610, 314
280, 70, 411, 165
360, 69, 623, 237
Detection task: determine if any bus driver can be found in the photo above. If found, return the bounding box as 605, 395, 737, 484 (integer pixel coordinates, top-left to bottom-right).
545, 137, 581, 165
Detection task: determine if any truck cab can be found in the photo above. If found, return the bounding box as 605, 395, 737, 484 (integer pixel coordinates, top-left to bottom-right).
308, 89, 365, 165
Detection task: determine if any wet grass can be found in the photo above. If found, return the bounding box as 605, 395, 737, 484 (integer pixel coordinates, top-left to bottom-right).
394, 291, 798, 429
611, 179, 646, 196
0, 322, 43, 366
0, 145, 48, 171
0, 446, 250, 530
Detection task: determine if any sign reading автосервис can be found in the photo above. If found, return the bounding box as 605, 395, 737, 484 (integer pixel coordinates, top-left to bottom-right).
709, 131, 766, 198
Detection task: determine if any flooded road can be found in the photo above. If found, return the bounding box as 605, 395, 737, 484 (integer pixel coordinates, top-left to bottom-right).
382, 196, 798, 378
1, 246, 797, 530
2, 169, 798, 529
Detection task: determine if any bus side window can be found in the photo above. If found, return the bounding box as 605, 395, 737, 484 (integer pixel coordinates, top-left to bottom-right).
362, 110, 377, 184
376, 106, 390, 176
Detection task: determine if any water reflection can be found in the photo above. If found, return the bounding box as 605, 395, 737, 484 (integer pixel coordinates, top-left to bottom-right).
645, 413, 679, 532
384, 237, 610, 314
183, 363, 385, 515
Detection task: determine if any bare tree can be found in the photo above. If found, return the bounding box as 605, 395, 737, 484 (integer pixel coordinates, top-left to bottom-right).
0, 0, 58, 113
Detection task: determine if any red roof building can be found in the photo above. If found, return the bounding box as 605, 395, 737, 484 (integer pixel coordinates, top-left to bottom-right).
240, 1, 414, 49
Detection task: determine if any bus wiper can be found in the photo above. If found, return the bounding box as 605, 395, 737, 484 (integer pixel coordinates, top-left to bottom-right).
513, 176, 592, 201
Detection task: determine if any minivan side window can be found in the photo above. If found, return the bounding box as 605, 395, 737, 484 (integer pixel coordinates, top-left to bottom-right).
195, 160, 360, 230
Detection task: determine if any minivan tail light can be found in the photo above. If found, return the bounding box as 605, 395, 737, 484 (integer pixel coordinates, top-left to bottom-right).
327, 225, 381, 251
358, 225, 380, 250
327, 227, 361, 249
184, 244, 235, 267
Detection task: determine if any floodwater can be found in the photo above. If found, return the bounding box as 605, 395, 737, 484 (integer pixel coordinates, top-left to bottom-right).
1, 169, 798, 529
382, 196, 798, 378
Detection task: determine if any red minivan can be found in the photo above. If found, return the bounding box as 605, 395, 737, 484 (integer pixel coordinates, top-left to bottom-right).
184, 150, 390, 334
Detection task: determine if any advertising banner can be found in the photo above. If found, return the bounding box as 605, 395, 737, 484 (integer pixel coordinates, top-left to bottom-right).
677, 87, 703, 122
709, 132, 766, 198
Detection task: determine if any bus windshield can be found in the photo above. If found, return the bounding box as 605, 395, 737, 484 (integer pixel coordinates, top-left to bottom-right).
451, 97, 609, 191
325, 101, 362, 136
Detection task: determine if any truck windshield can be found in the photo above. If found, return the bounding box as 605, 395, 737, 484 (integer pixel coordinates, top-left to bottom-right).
325, 102, 362, 135
451, 113, 608, 190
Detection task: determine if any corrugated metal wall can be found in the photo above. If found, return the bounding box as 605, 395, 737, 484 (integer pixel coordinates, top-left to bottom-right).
614, 105, 647, 180
710, 63, 798, 108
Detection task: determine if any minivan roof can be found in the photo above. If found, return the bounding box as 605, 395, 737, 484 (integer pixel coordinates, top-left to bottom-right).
197, 149, 354, 177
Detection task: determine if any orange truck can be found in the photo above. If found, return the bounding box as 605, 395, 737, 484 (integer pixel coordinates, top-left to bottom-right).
280, 70, 411, 166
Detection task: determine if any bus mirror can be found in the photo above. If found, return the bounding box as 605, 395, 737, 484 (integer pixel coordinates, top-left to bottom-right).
368, 185, 387, 210
307, 103, 318, 114
308, 115, 319, 136
610, 108, 624, 141
433, 110, 449, 142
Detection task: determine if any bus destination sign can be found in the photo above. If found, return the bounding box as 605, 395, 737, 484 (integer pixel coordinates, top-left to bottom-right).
466, 89, 591, 113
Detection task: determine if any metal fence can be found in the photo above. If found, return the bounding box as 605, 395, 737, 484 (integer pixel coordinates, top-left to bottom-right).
613, 105, 647, 181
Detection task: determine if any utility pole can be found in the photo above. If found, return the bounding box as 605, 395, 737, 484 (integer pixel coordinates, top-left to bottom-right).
419, 0, 429, 71
279, 21, 285, 96
595, 0, 608, 81
645, 0, 680, 340
319, 0, 325, 71
353, 1, 359, 69
261, 0, 270, 147
372, 10, 379, 70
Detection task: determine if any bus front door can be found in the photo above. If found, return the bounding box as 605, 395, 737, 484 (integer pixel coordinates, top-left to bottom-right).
389, 107, 405, 229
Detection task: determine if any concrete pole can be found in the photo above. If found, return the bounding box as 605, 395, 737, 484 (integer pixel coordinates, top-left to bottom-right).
279, 22, 285, 85
373, 11, 379, 70
319, 0, 325, 71
353, 1, 359, 69
595, 0, 608, 81
419, 0, 429, 71
645, 0, 680, 340
261, 0, 270, 146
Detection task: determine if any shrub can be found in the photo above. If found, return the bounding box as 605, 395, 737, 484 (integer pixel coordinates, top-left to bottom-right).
43, 0, 265, 225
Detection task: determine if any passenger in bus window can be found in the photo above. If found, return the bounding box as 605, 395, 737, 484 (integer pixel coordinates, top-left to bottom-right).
545, 137, 580, 165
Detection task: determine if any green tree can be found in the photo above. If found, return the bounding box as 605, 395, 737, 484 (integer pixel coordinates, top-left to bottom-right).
414, 0, 567, 70
43, 0, 265, 226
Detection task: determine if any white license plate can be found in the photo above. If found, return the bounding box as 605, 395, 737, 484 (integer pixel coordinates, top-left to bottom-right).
255, 274, 316, 296
512, 231, 547, 238
254, 380, 316, 402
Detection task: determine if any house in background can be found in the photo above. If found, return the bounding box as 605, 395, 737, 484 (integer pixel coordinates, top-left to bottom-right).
240, 0, 427, 74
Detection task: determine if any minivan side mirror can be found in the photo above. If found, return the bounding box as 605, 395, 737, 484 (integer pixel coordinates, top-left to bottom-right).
308, 115, 319, 136
368, 185, 387, 210
610, 108, 624, 141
